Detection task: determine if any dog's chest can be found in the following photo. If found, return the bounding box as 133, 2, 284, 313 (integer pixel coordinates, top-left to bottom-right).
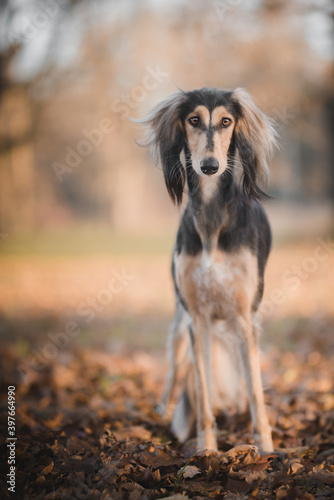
174, 248, 258, 319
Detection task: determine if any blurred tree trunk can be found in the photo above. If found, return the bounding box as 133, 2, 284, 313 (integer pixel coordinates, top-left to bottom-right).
0, 86, 36, 230
324, 88, 334, 205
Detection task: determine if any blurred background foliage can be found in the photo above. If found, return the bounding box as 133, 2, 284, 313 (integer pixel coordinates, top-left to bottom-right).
0, 0, 333, 249
0, 0, 333, 352
0, 9, 333, 485
0, 0, 333, 410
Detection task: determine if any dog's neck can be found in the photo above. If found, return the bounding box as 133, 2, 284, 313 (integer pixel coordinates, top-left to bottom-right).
185, 166, 235, 253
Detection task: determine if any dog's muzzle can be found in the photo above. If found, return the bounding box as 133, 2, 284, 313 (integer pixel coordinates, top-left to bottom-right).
200, 157, 219, 175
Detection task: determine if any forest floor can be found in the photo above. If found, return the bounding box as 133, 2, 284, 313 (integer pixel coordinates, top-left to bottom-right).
0, 238, 334, 499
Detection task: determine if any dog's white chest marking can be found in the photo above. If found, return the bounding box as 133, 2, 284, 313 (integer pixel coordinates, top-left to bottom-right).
175, 248, 258, 321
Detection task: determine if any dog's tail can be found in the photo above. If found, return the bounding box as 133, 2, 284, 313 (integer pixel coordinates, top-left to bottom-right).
210, 333, 247, 413
171, 382, 196, 442
171, 332, 246, 443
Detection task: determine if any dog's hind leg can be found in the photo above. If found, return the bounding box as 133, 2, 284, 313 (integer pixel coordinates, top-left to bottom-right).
158, 300, 189, 417
178, 319, 217, 451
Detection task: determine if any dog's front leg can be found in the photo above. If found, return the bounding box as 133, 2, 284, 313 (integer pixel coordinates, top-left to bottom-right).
189, 320, 217, 451
236, 315, 273, 454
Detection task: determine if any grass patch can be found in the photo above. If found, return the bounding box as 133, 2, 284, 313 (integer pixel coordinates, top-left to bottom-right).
0, 226, 175, 257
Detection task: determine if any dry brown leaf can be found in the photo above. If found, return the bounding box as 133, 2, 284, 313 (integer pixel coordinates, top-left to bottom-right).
307, 470, 334, 485
225, 477, 250, 495
181, 465, 201, 479
113, 426, 152, 441
152, 468, 161, 481
244, 469, 268, 483
43, 413, 63, 429
287, 459, 304, 475
222, 444, 260, 466
162, 496, 190, 500
120, 482, 145, 492
316, 448, 334, 462
140, 448, 184, 468
2, 301, 334, 500
276, 447, 310, 458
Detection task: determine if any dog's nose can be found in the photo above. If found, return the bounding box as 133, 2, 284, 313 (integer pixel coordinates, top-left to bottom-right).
200, 157, 219, 175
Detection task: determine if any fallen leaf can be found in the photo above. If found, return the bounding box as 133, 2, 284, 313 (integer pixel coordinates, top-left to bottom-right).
140, 448, 184, 468
222, 444, 260, 466
244, 469, 268, 483
287, 459, 304, 475
152, 468, 161, 481
41, 459, 54, 475
181, 465, 201, 479
225, 477, 250, 495
162, 496, 190, 500
307, 470, 334, 486
275, 447, 309, 459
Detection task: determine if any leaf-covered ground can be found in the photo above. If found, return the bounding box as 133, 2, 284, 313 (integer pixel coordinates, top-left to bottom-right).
0, 242, 334, 499
0, 336, 334, 500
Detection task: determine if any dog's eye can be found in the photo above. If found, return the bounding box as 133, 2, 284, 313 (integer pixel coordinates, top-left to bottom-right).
189, 116, 200, 127
221, 118, 232, 128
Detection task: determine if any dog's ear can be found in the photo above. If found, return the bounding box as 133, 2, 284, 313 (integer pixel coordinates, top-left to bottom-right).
232, 88, 278, 201
137, 92, 186, 205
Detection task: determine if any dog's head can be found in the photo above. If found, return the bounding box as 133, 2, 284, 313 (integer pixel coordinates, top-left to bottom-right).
138, 87, 277, 204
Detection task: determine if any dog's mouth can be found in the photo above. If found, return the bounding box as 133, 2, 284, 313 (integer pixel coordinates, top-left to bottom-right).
182, 152, 226, 178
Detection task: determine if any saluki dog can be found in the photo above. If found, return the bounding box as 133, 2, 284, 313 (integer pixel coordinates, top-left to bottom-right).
138, 87, 277, 454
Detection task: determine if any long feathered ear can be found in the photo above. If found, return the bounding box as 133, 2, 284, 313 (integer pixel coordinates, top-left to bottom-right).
232, 88, 278, 201
136, 92, 186, 205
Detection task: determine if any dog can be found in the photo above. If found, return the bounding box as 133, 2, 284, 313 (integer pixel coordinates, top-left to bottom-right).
137, 87, 277, 453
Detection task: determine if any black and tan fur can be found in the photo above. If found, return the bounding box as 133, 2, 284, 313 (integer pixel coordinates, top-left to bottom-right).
138, 87, 277, 453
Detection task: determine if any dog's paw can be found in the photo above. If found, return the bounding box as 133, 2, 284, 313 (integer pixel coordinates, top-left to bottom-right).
254, 434, 274, 456
197, 430, 218, 452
